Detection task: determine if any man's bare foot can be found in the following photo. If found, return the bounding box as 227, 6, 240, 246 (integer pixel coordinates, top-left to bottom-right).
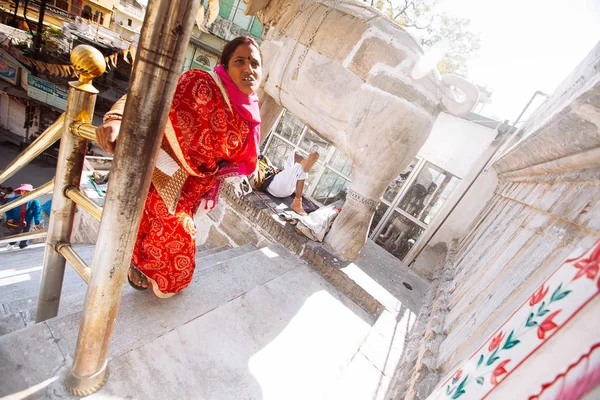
300, 151, 320, 173
291, 197, 308, 216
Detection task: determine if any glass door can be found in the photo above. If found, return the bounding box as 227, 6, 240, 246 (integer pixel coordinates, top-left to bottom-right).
370, 160, 461, 261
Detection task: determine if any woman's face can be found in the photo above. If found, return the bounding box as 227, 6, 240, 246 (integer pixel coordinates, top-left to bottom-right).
227, 43, 262, 95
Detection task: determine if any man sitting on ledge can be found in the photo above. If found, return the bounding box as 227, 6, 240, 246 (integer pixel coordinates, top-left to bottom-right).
266, 148, 320, 216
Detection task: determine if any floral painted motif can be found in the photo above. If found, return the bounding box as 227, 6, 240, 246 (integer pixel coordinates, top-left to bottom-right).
537, 310, 560, 340
491, 359, 510, 385
428, 240, 600, 400
530, 284, 549, 306
488, 332, 504, 352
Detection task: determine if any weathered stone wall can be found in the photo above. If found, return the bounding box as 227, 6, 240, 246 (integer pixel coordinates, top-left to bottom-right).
392, 41, 600, 399
438, 174, 600, 374
437, 41, 600, 376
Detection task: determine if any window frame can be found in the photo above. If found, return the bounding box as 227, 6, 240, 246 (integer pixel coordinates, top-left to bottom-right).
261, 109, 351, 207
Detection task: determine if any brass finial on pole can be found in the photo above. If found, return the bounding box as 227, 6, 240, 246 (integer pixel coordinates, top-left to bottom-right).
36, 46, 102, 324
69, 45, 106, 94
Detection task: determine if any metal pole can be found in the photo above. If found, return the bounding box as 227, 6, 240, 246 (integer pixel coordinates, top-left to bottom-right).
64, 186, 103, 221
483, 91, 549, 171
0, 229, 47, 245
36, 45, 105, 324
10, 0, 20, 27
70, 121, 98, 141
64, 0, 201, 395
56, 243, 91, 283
33, 0, 47, 57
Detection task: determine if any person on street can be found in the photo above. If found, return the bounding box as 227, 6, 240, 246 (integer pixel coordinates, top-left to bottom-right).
5, 183, 42, 250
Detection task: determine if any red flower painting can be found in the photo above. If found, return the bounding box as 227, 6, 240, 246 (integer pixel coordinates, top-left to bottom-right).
491, 359, 511, 385
530, 284, 549, 306
537, 310, 561, 340
571, 242, 600, 281
454, 369, 463, 381
489, 331, 504, 352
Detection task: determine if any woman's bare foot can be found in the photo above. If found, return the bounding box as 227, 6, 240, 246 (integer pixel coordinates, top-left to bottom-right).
128, 266, 149, 290
291, 197, 308, 216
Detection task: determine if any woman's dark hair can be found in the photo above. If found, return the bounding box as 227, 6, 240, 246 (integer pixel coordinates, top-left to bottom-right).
219, 36, 262, 70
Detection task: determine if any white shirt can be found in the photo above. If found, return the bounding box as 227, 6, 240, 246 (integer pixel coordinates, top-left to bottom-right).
266, 151, 308, 198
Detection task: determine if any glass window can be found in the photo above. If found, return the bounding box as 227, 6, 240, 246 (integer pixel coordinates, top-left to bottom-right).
232, 0, 252, 30
397, 162, 460, 225
329, 149, 352, 176
382, 158, 419, 203
274, 111, 304, 144
54, 0, 69, 11
375, 211, 424, 260
249, 18, 263, 38
299, 129, 329, 155
369, 202, 389, 235
420, 174, 460, 225
82, 5, 92, 20
263, 136, 294, 171
313, 169, 349, 206
303, 161, 324, 194
218, 0, 234, 19
70, 0, 81, 16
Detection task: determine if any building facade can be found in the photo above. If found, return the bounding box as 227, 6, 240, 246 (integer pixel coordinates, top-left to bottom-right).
110, 0, 144, 42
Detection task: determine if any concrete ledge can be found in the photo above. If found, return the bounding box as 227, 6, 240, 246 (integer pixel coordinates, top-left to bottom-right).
494, 42, 600, 175
219, 184, 385, 319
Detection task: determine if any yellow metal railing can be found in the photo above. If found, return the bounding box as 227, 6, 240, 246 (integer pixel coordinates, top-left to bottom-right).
70, 122, 98, 142
0, 114, 65, 184
0, 179, 55, 215
1, 0, 201, 394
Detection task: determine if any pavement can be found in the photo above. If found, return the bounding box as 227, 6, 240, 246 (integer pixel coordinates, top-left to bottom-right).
0, 143, 57, 190
0, 242, 416, 400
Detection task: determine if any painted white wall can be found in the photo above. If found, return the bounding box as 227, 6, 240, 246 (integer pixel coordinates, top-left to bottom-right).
182, 45, 219, 72
112, 5, 144, 41
433, 168, 498, 245
417, 112, 498, 178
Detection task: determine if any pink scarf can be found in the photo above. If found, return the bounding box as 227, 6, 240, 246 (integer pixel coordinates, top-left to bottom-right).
214, 64, 260, 177
199, 65, 261, 209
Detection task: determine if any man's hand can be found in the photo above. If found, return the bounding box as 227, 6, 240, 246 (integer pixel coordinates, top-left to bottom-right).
96, 120, 122, 154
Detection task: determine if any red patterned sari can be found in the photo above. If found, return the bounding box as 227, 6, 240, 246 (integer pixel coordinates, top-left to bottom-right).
129, 69, 259, 298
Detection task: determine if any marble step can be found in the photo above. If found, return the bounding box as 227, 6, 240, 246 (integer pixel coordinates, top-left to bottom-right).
0, 244, 329, 399
0, 243, 256, 338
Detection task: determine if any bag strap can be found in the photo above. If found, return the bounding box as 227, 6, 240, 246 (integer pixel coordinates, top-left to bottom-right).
19, 203, 27, 223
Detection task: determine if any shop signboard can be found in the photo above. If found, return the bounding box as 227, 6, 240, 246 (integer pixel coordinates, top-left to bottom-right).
27, 75, 68, 111
0, 54, 20, 86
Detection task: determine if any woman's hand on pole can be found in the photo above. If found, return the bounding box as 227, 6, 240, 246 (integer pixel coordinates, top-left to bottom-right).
95, 120, 122, 155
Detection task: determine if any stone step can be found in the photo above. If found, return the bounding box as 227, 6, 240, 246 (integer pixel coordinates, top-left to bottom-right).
1, 244, 356, 399
91, 263, 374, 400
0, 244, 95, 336
195, 243, 256, 271
0, 243, 257, 338
195, 244, 232, 260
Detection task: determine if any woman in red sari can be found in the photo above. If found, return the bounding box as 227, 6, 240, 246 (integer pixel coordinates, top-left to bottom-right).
96, 36, 262, 298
